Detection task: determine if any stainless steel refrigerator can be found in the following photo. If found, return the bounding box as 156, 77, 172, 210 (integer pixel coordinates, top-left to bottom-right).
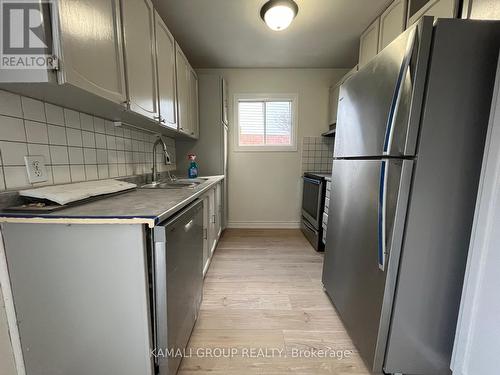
322, 18, 500, 375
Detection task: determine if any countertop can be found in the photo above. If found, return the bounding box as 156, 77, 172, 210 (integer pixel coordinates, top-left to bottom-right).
0, 175, 224, 228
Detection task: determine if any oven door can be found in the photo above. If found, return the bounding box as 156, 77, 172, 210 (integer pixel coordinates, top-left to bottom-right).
302, 176, 324, 229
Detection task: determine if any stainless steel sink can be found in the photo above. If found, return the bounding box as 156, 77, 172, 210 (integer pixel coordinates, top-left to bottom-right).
139, 178, 208, 189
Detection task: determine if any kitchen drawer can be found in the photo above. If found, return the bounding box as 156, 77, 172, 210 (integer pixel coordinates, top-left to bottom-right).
323, 212, 328, 226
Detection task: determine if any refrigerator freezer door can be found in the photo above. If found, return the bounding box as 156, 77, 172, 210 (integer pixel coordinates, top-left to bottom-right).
322, 159, 406, 372
334, 17, 433, 158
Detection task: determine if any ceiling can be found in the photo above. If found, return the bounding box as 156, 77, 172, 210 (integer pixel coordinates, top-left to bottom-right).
153, 0, 392, 69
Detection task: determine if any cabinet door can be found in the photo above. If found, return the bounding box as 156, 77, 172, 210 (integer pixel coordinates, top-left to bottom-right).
176, 46, 191, 135
215, 183, 222, 238
121, 0, 159, 120
188, 68, 199, 139
379, 0, 407, 51
207, 189, 217, 255
408, 0, 458, 25
58, 0, 127, 104
202, 195, 210, 275
328, 85, 340, 126
154, 11, 177, 130
359, 18, 380, 68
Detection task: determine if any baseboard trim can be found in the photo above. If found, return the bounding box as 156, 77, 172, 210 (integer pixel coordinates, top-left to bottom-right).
227, 221, 301, 229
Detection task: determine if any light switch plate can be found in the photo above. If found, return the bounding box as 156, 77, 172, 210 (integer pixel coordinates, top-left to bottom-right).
24, 155, 48, 183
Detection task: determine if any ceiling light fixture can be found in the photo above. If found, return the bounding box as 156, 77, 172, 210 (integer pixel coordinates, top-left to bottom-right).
260, 0, 299, 31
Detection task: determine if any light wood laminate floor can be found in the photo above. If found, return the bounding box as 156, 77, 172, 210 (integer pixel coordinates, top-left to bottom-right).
178, 229, 372, 374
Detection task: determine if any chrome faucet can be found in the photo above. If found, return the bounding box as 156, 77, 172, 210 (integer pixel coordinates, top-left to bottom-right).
152, 136, 171, 184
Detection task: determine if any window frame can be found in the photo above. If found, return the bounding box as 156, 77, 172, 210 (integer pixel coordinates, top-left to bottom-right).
233, 93, 298, 152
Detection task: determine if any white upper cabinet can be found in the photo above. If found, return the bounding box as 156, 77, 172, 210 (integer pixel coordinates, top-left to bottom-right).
154, 11, 177, 130
57, 0, 128, 104
121, 0, 159, 121
359, 18, 380, 68
379, 0, 407, 51
188, 68, 199, 139
408, 0, 458, 25
176, 45, 199, 139
176, 45, 191, 135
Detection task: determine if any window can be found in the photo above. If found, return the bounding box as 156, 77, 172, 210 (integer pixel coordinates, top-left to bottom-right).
235, 94, 297, 151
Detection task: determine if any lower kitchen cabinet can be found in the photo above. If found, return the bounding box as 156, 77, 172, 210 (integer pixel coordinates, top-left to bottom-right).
201, 181, 224, 276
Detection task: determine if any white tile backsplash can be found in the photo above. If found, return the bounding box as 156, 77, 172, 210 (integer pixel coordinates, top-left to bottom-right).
68, 147, 84, 164
64, 109, 81, 129
93, 117, 106, 134
0, 116, 26, 142
0, 89, 176, 190
80, 113, 94, 132
28, 144, 51, 163
0, 141, 28, 166
49, 145, 69, 165
52, 165, 71, 184
85, 165, 98, 180
82, 131, 96, 148
45, 103, 65, 126
4, 166, 30, 189
301, 136, 334, 173
66, 128, 83, 147
47, 125, 67, 145
21, 97, 46, 122
70, 165, 86, 182
0, 91, 22, 118
25, 120, 49, 144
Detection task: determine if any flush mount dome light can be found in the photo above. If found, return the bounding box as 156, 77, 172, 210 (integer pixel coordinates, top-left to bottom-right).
260, 0, 299, 31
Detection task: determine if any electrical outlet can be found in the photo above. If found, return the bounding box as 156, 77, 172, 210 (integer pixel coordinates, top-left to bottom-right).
24, 155, 48, 183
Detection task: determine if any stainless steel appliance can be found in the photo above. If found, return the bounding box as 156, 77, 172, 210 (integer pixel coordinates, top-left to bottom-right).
322, 18, 500, 375
154, 200, 203, 375
301, 173, 327, 250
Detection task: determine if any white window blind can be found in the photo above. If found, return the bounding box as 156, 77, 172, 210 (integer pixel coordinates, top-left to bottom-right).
238, 100, 294, 147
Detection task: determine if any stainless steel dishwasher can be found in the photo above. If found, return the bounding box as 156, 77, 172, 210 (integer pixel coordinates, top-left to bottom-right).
153, 199, 203, 375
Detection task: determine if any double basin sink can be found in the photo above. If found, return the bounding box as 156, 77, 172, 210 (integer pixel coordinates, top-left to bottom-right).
140, 178, 208, 189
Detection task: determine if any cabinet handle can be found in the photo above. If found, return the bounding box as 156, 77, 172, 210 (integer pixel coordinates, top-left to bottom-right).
204, 228, 208, 240
212, 214, 216, 224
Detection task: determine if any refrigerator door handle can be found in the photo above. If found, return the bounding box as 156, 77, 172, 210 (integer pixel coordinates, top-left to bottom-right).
383, 28, 416, 155
378, 160, 389, 271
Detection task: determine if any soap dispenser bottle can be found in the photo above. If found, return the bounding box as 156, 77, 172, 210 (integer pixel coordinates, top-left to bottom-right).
188, 154, 199, 178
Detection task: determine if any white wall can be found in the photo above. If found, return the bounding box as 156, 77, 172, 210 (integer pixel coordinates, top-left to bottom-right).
198, 69, 347, 228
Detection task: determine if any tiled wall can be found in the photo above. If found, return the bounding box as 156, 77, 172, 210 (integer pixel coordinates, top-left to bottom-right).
301, 136, 334, 173
0, 90, 176, 191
